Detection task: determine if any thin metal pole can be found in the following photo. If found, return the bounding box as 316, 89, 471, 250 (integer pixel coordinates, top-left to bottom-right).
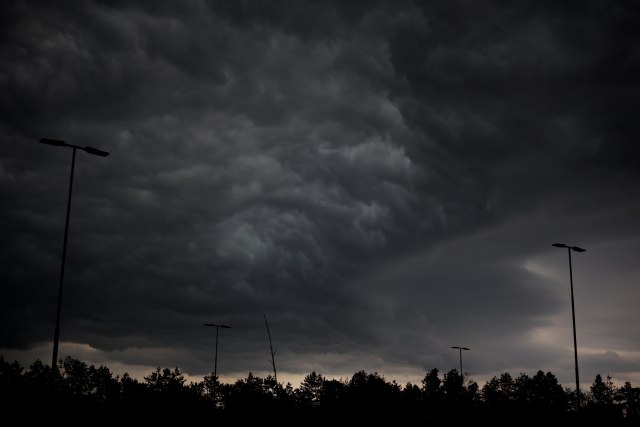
205, 323, 230, 379
51, 147, 76, 373
264, 314, 277, 383
214, 325, 219, 379
451, 346, 469, 385
568, 247, 581, 410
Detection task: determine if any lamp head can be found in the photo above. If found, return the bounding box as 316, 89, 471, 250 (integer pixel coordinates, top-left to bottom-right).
83, 146, 109, 157
205, 323, 231, 328
39, 138, 67, 147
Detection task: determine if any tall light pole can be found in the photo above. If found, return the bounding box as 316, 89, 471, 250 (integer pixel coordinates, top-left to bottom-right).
451, 346, 470, 384
205, 323, 231, 378
552, 242, 586, 411
39, 138, 109, 373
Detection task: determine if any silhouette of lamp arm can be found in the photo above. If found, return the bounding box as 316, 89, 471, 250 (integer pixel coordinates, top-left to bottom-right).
39, 138, 109, 374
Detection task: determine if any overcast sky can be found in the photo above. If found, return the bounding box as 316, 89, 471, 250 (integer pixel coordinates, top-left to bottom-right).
1, 0, 639, 389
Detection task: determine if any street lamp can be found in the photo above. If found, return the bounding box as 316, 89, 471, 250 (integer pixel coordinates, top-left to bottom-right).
552, 242, 586, 411
451, 346, 470, 383
39, 138, 109, 373
204, 323, 231, 378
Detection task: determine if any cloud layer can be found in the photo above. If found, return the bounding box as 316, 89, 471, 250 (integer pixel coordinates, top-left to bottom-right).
1, 0, 639, 387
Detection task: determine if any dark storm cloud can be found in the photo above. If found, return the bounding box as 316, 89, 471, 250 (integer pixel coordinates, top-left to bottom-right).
387, 0, 639, 221
1, 0, 638, 387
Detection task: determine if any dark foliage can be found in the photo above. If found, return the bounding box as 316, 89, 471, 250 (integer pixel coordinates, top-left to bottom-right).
1, 355, 638, 425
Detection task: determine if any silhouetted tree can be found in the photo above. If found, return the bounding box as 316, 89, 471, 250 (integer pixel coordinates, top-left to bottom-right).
511, 370, 569, 421
120, 371, 146, 402
422, 367, 444, 417
319, 378, 348, 414
3, 354, 640, 424
22, 358, 58, 409
59, 356, 91, 397
590, 374, 615, 406
443, 369, 479, 419
482, 372, 518, 420
465, 378, 481, 408
0, 356, 27, 408
263, 373, 296, 416
617, 381, 640, 420
297, 371, 324, 408
586, 374, 622, 420
532, 371, 567, 412
224, 372, 276, 416
442, 368, 463, 407
345, 370, 402, 418
0, 356, 24, 386
400, 381, 422, 416
144, 366, 186, 394
142, 365, 197, 416
202, 372, 222, 406
88, 364, 121, 403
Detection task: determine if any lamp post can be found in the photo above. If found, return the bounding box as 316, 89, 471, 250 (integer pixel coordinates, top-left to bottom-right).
552, 242, 586, 411
204, 323, 231, 378
451, 346, 470, 384
39, 138, 109, 373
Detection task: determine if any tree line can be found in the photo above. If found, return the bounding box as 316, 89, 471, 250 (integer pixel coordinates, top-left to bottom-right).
1, 355, 638, 425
